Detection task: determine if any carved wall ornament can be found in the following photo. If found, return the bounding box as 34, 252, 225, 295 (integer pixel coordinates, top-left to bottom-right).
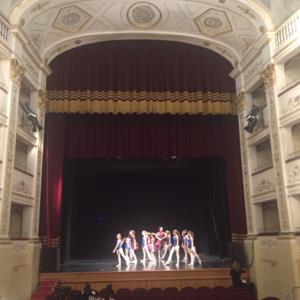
263, 66, 290, 231
30, 1, 50, 14
10, 59, 25, 86
13, 180, 31, 195
261, 64, 276, 89
287, 165, 300, 185
236, 5, 256, 19
234, 92, 245, 113
195, 9, 232, 37
260, 238, 277, 247
127, 2, 161, 29
0, 86, 19, 235
281, 95, 300, 115
254, 179, 275, 194
53, 6, 92, 33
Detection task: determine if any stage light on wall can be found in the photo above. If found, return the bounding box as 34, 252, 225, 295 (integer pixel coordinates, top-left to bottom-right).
20, 103, 43, 132
244, 104, 265, 134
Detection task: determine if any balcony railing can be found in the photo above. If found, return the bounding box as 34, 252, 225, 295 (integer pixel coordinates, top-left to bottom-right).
0, 15, 10, 43
275, 9, 300, 49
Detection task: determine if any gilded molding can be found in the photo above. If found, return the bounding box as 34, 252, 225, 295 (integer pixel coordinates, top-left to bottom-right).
10, 59, 24, 86
261, 64, 275, 89
234, 92, 245, 113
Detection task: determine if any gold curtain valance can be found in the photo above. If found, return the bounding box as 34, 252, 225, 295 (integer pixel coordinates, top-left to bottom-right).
46, 90, 237, 115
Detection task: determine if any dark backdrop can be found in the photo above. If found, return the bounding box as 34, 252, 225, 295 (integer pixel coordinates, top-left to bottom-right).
61, 159, 230, 261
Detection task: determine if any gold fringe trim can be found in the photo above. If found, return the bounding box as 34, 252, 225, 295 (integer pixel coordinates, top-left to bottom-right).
47, 90, 236, 115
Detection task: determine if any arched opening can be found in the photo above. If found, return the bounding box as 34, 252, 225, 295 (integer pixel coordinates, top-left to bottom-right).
41, 40, 246, 268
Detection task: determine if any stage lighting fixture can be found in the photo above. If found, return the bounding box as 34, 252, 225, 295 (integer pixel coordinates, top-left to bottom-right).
20, 103, 43, 132
244, 104, 260, 133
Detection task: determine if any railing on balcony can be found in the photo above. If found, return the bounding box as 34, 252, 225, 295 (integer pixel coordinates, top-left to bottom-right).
275, 10, 300, 49
0, 15, 10, 43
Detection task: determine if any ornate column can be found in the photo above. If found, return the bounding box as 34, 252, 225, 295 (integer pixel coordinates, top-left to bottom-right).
235, 92, 255, 235
261, 64, 290, 232
30, 89, 46, 238
0, 59, 24, 238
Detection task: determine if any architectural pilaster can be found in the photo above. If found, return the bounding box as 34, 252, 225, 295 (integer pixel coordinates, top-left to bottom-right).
30, 89, 46, 238
261, 64, 291, 232
235, 92, 255, 234
0, 59, 24, 238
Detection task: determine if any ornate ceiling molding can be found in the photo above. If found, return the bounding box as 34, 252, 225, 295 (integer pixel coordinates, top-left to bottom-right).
6, 0, 274, 65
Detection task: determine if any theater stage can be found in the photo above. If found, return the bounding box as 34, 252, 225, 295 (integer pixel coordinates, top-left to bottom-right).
39, 256, 243, 291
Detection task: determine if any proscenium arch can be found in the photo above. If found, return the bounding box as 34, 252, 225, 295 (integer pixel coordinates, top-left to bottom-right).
44, 31, 241, 66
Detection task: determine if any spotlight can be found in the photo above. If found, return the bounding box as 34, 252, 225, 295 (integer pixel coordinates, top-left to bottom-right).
20, 103, 43, 132
244, 104, 260, 133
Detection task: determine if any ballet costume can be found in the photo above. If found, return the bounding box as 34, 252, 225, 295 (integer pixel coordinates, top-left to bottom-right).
181, 234, 188, 262
129, 234, 138, 263
187, 235, 202, 266
113, 236, 129, 267
141, 233, 153, 262
124, 237, 132, 261
165, 233, 180, 266
155, 230, 166, 261
149, 235, 157, 263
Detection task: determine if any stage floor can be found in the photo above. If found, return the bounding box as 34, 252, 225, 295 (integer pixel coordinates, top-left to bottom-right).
60, 255, 231, 272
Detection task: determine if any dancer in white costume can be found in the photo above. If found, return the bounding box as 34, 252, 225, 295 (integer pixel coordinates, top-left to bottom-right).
164, 230, 180, 267
141, 231, 154, 262
113, 233, 130, 267
187, 231, 202, 266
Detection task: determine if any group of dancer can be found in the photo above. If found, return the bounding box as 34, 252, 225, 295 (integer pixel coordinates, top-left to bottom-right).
113, 227, 202, 267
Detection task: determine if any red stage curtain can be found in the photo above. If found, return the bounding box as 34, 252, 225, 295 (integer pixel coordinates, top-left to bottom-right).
47, 40, 235, 93
41, 114, 246, 245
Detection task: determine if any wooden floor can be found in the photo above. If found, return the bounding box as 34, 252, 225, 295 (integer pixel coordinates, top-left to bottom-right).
40, 268, 239, 291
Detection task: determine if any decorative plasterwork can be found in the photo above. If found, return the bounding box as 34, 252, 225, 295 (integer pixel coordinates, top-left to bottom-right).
15, 0, 266, 64
13, 180, 31, 195
236, 92, 254, 233
261, 64, 290, 232
53, 6, 92, 34
0, 67, 22, 235
281, 95, 300, 115
127, 2, 161, 29
10, 59, 25, 86
287, 165, 300, 185
254, 179, 275, 194
194, 8, 232, 37
260, 238, 277, 248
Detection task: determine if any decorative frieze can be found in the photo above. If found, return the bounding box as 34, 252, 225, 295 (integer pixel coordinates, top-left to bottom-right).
13, 180, 31, 196
281, 95, 300, 115
261, 64, 290, 232
254, 179, 275, 194
287, 165, 300, 185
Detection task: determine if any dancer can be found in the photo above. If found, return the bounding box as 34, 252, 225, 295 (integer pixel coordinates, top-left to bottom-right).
129, 230, 138, 263
161, 230, 172, 260
187, 231, 202, 266
181, 229, 188, 262
155, 226, 167, 261
123, 235, 132, 262
148, 233, 157, 263
141, 231, 154, 262
165, 230, 180, 267
113, 233, 129, 267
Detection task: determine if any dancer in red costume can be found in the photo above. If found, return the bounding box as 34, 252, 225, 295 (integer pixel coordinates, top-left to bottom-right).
155, 226, 167, 261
